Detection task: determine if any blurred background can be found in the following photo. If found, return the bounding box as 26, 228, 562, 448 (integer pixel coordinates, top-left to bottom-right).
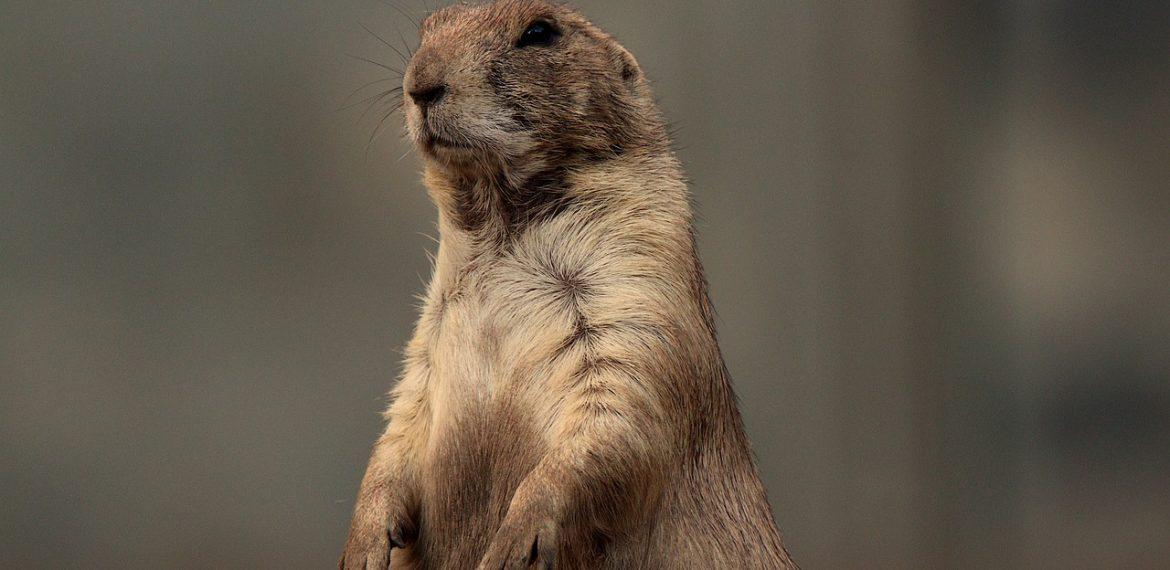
2, 0, 1168, 568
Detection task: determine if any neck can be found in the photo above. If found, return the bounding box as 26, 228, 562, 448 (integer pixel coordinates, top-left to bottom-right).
422, 162, 570, 241
423, 145, 697, 311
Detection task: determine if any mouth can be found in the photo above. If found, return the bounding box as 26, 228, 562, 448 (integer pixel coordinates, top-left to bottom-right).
421, 128, 472, 153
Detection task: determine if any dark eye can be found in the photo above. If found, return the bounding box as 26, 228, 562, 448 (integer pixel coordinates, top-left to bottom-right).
517, 20, 557, 48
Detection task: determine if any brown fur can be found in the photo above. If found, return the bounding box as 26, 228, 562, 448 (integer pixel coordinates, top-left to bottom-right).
341, 1, 796, 568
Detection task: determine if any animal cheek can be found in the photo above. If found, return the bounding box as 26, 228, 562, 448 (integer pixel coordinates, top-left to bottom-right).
570, 88, 591, 114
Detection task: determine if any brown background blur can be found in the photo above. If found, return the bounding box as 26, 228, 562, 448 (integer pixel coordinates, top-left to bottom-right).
3, 1, 1168, 568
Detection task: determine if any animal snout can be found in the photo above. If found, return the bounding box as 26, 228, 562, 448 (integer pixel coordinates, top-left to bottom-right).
406, 45, 450, 112
409, 84, 448, 109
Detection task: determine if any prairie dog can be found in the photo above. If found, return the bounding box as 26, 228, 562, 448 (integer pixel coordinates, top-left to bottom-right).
341, 1, 797, 568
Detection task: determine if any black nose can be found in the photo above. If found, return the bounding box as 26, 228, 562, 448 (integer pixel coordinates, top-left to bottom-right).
409, 84, 447, 109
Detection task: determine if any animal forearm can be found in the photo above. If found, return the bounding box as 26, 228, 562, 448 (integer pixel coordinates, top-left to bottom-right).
478, 367, 671, 569
368, 359, 432, 491
526, 357, 675, 532
341, 372, 430, 568
535, 412, 667, 532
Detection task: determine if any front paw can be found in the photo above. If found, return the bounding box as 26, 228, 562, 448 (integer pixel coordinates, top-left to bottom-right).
477, 499, 560, 570
339, 500, 415, 570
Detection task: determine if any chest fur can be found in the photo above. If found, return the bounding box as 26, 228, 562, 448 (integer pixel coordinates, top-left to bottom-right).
419, 245, 587, 419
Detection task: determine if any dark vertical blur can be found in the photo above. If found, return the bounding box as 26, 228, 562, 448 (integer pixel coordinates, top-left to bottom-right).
2, 1, 1167, 568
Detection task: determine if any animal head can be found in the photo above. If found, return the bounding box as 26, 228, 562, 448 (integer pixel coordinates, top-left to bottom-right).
402, 0, 660, 183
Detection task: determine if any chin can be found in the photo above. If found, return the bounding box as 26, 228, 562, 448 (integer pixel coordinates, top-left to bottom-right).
422, 133, 513, 171
421, 137, 472, 159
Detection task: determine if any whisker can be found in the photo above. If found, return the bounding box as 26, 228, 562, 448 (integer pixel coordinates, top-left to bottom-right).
359, 91, 403, 122
366, 101, 406, 155
340, 78, 400, 108
360, 23, 410, 66
395, 23, 415, 59
345, 53, 403, 76
382, 0, 419, 29
380, 0, 420, 59
338, 86, 402, 113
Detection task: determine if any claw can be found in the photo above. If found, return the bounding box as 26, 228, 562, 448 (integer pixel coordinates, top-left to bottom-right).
388, 527, 407, 549
528, 534, 539, 564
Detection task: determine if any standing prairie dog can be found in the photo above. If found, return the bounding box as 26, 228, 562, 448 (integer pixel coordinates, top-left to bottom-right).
341, 1, 797, 568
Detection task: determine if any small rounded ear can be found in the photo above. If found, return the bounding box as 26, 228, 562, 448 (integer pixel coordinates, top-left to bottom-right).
613, 45, 641, 83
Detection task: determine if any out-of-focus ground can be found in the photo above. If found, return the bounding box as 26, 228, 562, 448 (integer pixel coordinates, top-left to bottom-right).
2, 1, 1168, 568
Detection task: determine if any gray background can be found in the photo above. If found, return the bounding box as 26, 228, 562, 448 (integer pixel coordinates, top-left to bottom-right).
3, 1, 1169, 568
